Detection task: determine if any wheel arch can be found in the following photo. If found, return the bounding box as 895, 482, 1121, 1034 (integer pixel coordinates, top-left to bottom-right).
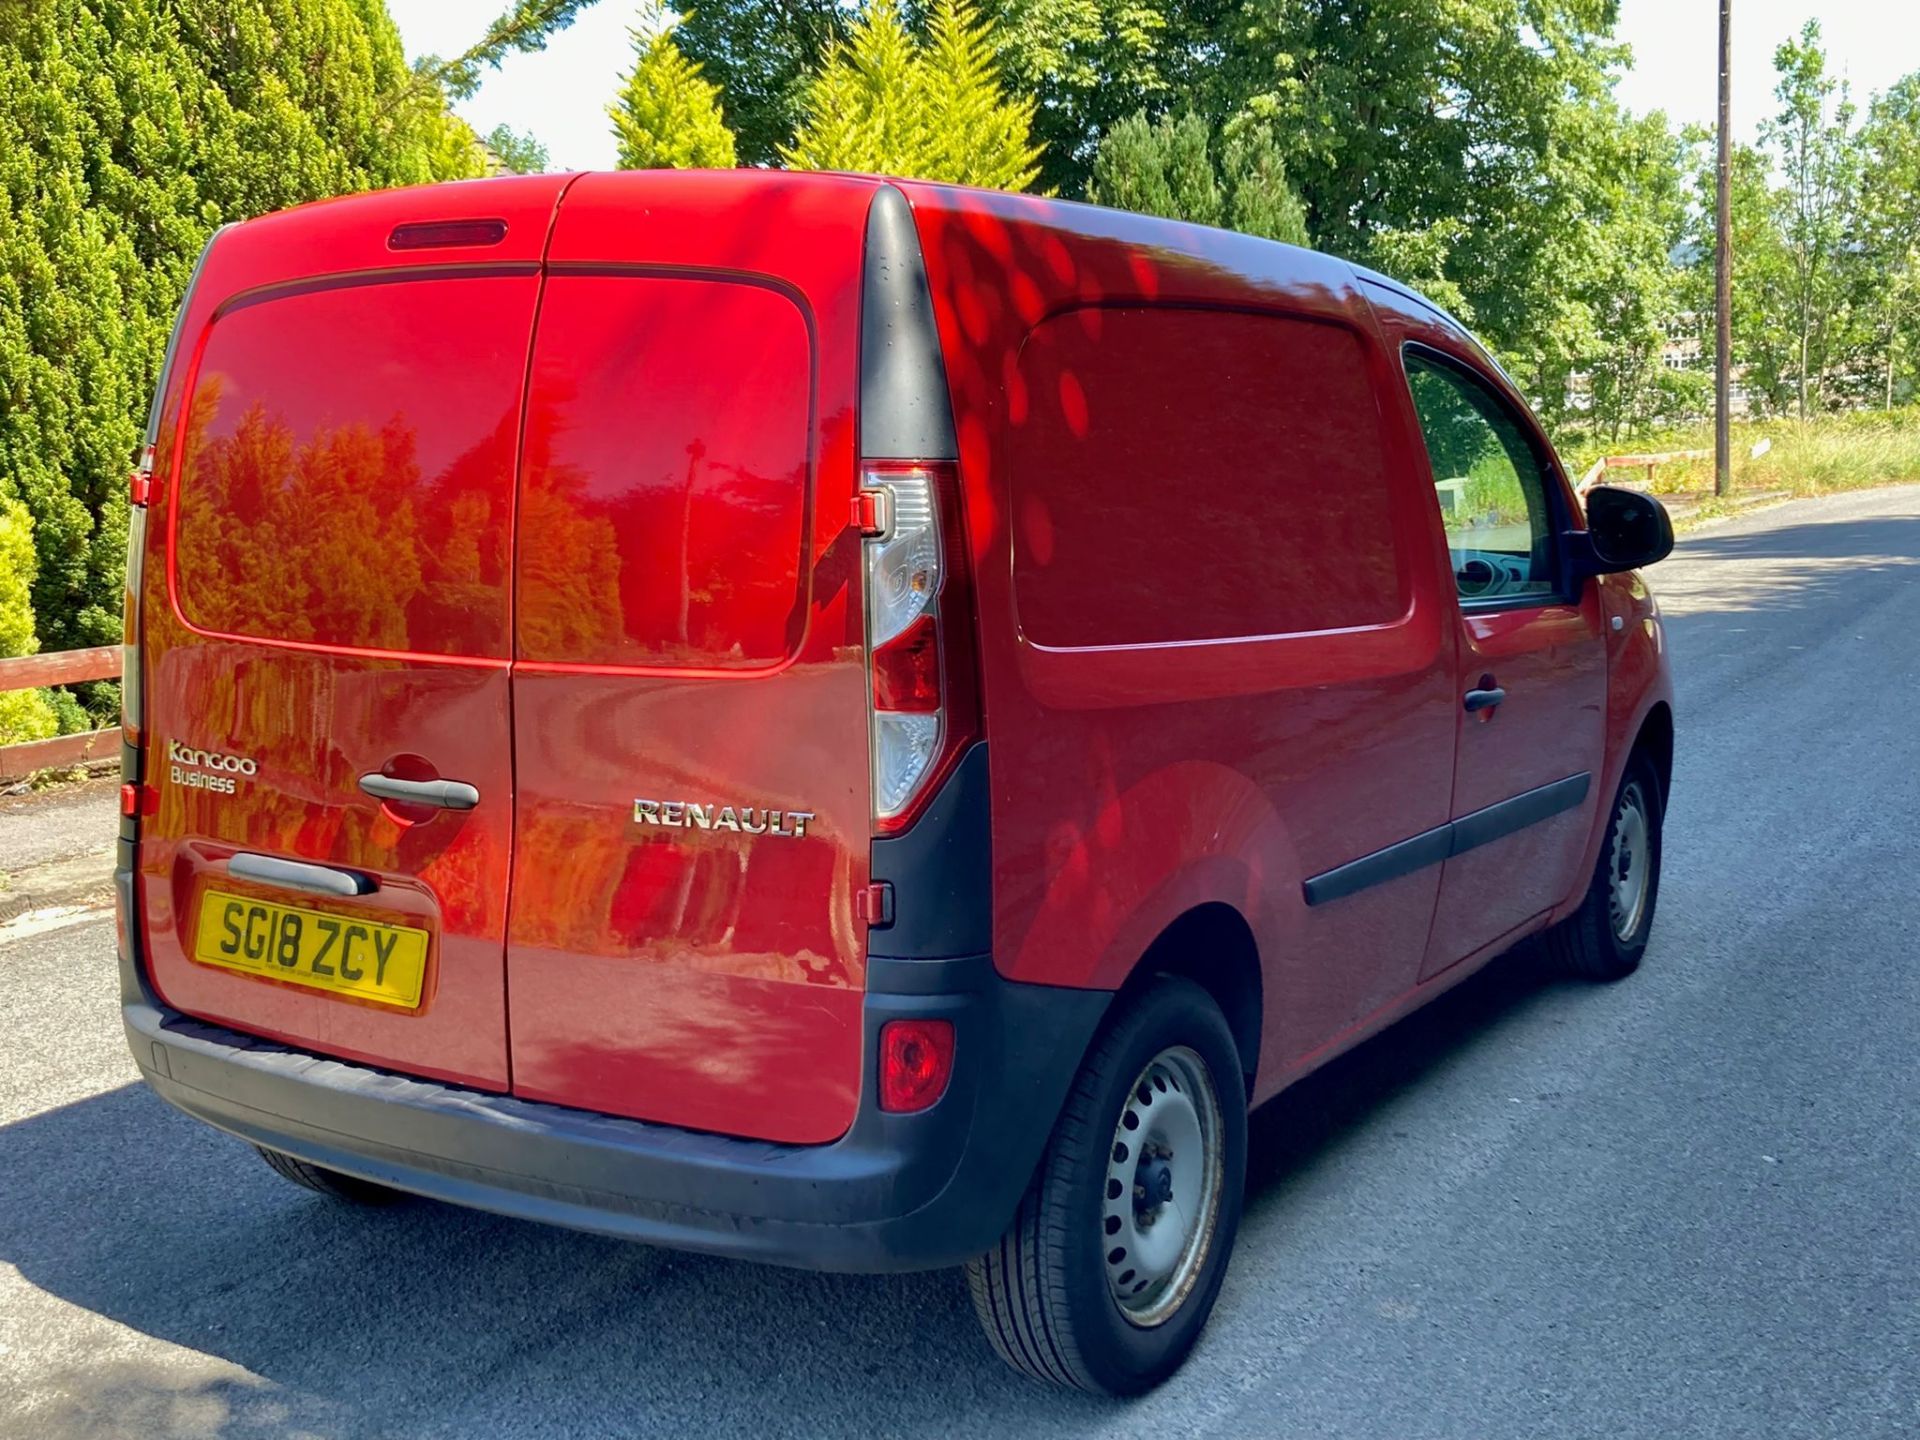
1635, 699, 1674, 806
1122, 902, 1263, 1096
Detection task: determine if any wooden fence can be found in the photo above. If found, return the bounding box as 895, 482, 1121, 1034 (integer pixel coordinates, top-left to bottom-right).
0, 646, 122, 783
1576, 449, 1712, 493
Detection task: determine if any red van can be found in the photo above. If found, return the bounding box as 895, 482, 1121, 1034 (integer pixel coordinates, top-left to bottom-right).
117, 171, 1675, 1394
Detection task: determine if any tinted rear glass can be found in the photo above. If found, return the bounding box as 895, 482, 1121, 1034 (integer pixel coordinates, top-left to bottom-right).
1011, 306, 1405, 647
171, 275, 536, 658
515, 274, 812, 670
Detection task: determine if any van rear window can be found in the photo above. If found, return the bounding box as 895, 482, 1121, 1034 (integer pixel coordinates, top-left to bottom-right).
171, 276, 537, 658
515, 275, 811, 671
1011, 307, 1405, 647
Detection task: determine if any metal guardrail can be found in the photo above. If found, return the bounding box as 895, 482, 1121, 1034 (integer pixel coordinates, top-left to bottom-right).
1576, 449, 1712, 493
0, 646, 122, 782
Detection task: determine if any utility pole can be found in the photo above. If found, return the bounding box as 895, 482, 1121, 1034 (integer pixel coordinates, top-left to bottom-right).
1715, 0, 1734, 497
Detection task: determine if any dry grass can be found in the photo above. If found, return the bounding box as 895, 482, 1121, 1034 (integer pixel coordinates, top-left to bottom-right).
1564, 408, 1920, 500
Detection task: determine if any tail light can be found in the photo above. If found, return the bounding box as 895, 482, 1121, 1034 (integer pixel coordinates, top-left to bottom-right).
861, 462, 977, 833
878, 1018, 956, 1112
121, 444, 154, 745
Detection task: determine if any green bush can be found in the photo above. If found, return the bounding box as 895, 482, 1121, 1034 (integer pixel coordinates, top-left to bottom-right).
0, 0, 485, 725
0, 497, 57, 746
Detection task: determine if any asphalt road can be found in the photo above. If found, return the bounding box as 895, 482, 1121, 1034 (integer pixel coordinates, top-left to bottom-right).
3, 487, 1917, 1439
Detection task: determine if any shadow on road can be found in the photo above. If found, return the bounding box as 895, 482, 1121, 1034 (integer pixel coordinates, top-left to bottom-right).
1, 951, 1568, 1439
1659, 510, 1920, 629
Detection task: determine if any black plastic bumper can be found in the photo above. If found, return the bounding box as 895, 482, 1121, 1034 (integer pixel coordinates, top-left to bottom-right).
119, 868, 1108, 1273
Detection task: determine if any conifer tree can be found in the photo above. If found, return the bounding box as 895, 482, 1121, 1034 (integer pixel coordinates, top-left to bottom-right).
1089, 109, 1308, 245
0, 0, 485, 739
783, 0, 1042, 190
610, 13, 739, 170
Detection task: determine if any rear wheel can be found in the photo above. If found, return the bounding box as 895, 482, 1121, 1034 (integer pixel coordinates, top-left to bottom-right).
966, 977, 1247, 1394
1544, 751, 1664, 981
255, 1145, 403, 1205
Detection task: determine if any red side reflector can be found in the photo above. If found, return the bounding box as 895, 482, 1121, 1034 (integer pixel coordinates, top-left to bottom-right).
128, 470, 150, 507
871, 614, 941, 713
387, 219, 508, 251
119, 783, 142, 817
878, 1018, 955, 1113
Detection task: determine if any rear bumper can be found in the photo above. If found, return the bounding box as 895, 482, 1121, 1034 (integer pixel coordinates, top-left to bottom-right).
120, 866, 1107, 1272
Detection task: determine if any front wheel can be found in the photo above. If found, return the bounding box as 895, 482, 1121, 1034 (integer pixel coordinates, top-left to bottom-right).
1544, 751, 1664, 981
966, 977, 1247, 1394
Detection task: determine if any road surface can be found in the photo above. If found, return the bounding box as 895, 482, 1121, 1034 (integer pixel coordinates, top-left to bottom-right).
3, 487, 1916, 1439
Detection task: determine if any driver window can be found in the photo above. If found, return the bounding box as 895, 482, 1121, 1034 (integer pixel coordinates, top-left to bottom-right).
1403, 350, 1557, 603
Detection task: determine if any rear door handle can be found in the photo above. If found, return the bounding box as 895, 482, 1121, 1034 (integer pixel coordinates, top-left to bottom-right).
358, 774, 481, 810
1463, 687, 1507, 713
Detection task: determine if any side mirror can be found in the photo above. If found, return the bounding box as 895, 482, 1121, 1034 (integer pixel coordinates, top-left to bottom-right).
1573, 485, 1674, 575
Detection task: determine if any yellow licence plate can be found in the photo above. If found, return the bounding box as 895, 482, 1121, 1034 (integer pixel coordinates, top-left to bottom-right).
194, 890, 429, 1009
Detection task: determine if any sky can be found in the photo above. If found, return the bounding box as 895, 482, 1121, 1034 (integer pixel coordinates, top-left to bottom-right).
386, 0, 1920, 173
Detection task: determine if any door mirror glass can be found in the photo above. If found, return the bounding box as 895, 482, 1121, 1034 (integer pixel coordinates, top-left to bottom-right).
1582, 486, 1675, 573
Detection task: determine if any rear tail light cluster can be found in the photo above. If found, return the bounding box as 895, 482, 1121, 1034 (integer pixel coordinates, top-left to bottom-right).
860, 463, 976, 831
877, 1018, 956, 1112
121, 444, 154, 744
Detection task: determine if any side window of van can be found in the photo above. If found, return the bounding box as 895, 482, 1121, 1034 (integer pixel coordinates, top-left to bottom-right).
1403, 350, 1558, 604
1010, 307, 1406, 647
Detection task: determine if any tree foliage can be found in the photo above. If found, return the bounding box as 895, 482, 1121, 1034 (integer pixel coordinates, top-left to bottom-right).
0, 0, 483, 686
610, 12, 738, 170
676, 0, 850, 167
421, 0, 601, 101
1763, 21, 1861, 420
782, 0, 1041, 190
1089, 109, 1307, 245
483, 123, 550, 173
0, 498, 56, 745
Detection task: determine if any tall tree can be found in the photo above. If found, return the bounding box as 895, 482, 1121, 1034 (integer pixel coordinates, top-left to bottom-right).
1684, 136, 1796, 417
1855, 75, 1920, 409
981, 0, 1225, 195
677, 0, 851, 166
610, 13, 738, 169
783, 0, 1041, 190
0, 0, 482, 682
1763, 20, 1862, 419
1231, 0, 1626, 364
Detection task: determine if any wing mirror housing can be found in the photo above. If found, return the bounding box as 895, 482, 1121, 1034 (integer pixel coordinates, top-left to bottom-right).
1562, 485, 1675, 580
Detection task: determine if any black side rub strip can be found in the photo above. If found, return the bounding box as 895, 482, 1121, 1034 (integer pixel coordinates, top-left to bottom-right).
1303, 773, 1592, 907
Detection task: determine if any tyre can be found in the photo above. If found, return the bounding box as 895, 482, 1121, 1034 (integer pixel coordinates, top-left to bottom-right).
255, 1145, 404, 1205
966, 977, 1247, 1394
1545, 750, 1664, 981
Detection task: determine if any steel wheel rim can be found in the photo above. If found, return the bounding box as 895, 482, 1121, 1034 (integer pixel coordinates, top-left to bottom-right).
1101, 1045, 1225, 1328
1609, 780, 1651, 943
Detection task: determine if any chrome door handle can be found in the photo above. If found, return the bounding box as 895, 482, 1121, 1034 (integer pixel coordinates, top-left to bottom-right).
229, 852, 375, 897
1463, 686, 1507, 713
358, 774, 481, 810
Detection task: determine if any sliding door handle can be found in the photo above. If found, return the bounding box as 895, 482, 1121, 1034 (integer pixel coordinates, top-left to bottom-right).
358, 773, 481, 811
1463, 686, 1507, 713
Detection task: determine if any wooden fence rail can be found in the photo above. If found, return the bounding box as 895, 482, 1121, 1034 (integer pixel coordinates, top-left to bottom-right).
1576, 449, 1712, 493
0, 646, 122, 783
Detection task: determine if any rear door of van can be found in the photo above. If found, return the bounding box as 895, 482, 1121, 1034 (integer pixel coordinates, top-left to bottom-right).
503, 172, 878, 1144
134, 179, 569, 1090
